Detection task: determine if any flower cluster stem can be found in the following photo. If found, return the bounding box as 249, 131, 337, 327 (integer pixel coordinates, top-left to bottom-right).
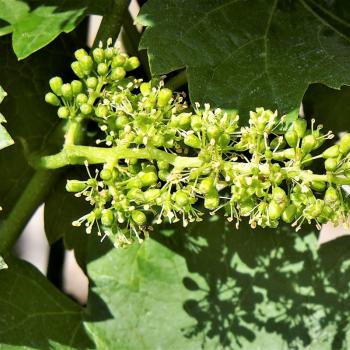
35, 144, 350, 187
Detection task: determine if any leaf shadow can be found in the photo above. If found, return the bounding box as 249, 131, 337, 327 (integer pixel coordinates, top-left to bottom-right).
154, 217, 350, 349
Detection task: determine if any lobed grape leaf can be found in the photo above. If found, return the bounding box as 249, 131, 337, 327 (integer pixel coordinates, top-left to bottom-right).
0, 0, 112, 59
82, 218, 350, 349
0, 256, 93, 349
138, 0, 350, 118
0, 86, 14, 150
0, 30, 84, 215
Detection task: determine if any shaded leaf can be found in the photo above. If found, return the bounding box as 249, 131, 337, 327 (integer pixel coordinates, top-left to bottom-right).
0, 30, 84, 215
0, 256, 93, 349
138, 0, 350, 118
83, 217, 350, 349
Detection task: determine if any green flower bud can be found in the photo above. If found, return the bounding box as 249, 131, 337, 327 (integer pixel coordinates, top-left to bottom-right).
157, 161, 169, 170
151, 134, 165, 147
268, 200, 283, 220
139, 171, 158, 187
57, 106, 70, 119
191, 115, 202, 131
104, 47, 114, 60
282, 204, 297, 223
127, 177, 143, 189
111, 54, 127, 68
158, 169, 170, 181
49, 76, 63, 96
339, 133, 350, 154
66, 180, 86, 192
184, 134, 201, 149
204, 190, 219, 210
131, 210, 147, 226
285, 129, 298, 147
324, 187, 338, 204
157, 88, 172, 107
71, 80, 83, 96
325, 158, 338, 171
61, 83, 73, 100
302, 153, 313, 167
95, 105, 109, 118
115, 115, 129, 129
144, 189, 161, 202
284, 148, 296, 159
74, 48, 88, 61
100, 169, 112, 181
101, 209, 114, 226
178, 113, 191, 130
76, 93, 88, 106
140, 82, 151, 96
45, 92, 60, 106
127, 188, 144, 202
92, 47, 105, 63
311, 181, 326, 192
124, 56, 140, 71
71, 61, 85, 79
218, 133, 230, 148
86, 77, 98, 89
199, 177, 214, 194
207, 125, 220, 140
174, 190, 189, 206
80, 55, 94, 75
292, 119, 307, 138
97, 62, 109, 76
323, 145, 340, 158
301, 134, 316, 154
272, 187, 287, 206
80, 103, 92, 115
110, 67, 126, 81
240, 200, 254, 216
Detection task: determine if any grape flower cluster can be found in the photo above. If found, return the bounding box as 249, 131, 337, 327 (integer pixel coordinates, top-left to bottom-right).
44, 41, 350, 248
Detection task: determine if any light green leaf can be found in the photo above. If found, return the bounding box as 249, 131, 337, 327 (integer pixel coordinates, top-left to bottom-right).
12, 4, 85, 59
0, 86, 14, 150
83, 218, 350, 349
0, 0, 113, 59
0, 255, 7, 270
0, 256, 93, 349
138, 0, 350, 118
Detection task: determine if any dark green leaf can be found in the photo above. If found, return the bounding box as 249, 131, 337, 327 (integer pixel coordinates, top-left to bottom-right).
0, 31, 83, 215
84, 217, 350, 349
0, 256, 93, 349
303, 83, 350, 134
138, 0, 350, 118
44, 169, 94, 269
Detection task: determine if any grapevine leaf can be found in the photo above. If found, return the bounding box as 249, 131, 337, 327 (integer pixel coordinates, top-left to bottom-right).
0, 31, 83, 215
0, 0, 112, 59
303, 83, 350, 134
0, 86, 14, 150
138, 0, 350, 118
83, 218, 350, 349
0, 256, 93, 349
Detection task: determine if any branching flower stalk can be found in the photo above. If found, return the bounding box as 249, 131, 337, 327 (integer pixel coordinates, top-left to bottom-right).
41, 41, 350, 248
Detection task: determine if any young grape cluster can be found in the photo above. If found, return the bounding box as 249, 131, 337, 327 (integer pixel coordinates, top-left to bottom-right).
45, 41, 350, 247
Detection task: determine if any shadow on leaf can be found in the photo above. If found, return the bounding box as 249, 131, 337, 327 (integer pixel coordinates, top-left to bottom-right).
154, 216, 350, 349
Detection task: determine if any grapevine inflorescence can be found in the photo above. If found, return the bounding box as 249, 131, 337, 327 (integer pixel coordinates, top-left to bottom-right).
43, 41, 350, 247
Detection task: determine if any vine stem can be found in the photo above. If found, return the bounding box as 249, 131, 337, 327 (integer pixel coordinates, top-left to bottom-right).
35, 144, 350, 186
0, 170, 63, 255
0, 1, 131, 254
